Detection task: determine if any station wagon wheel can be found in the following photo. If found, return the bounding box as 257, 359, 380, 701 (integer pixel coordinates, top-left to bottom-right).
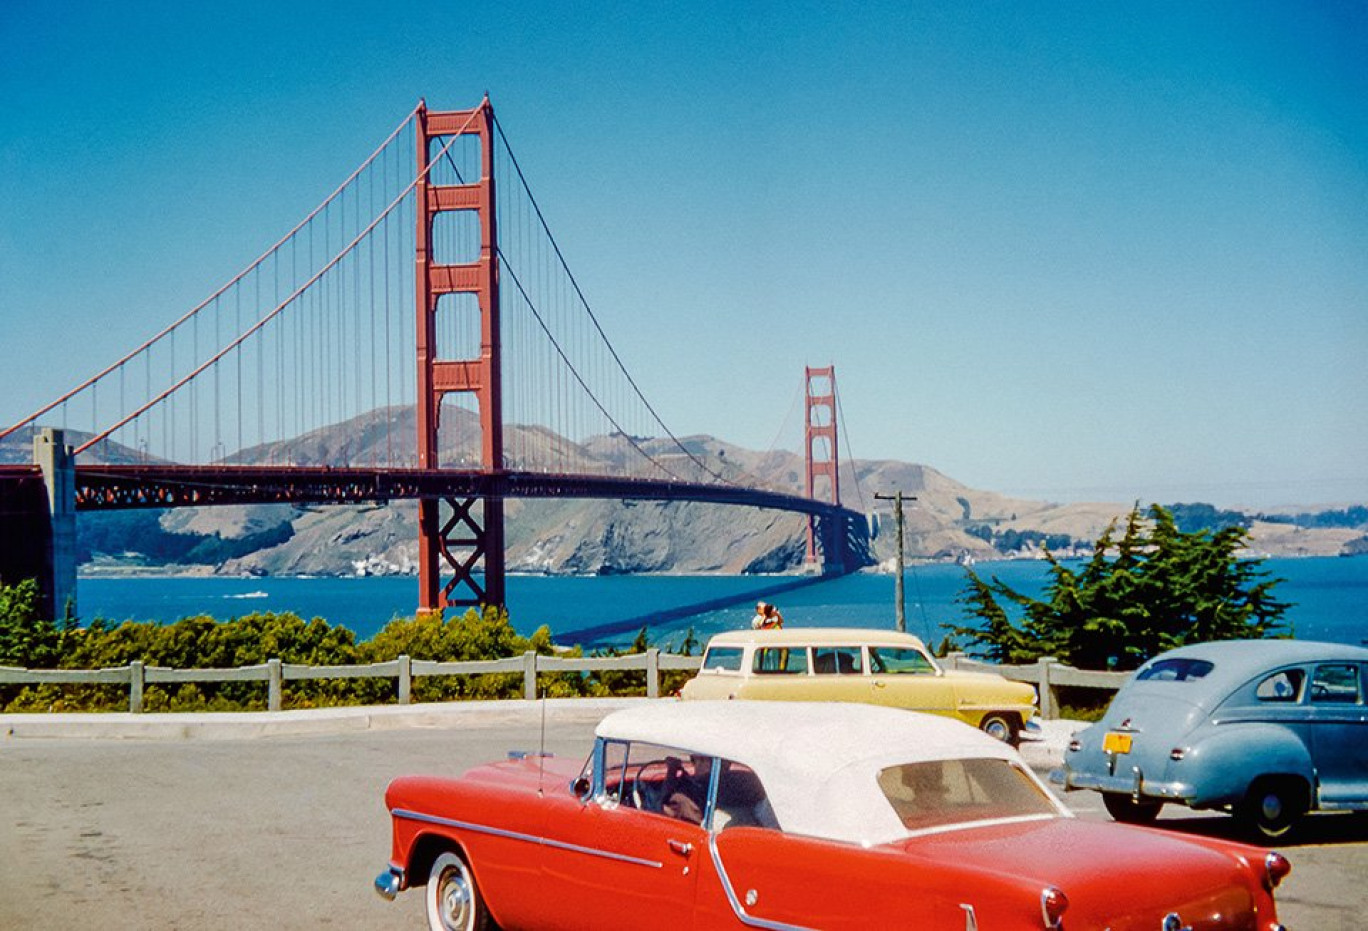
426, 851, 490, 931
1238, 778, 1307, 842
979, 713, 1019, 746
1102, 792, 1163, 825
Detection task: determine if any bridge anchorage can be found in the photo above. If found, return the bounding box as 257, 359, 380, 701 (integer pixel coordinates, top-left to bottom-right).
0, 96, 873, 622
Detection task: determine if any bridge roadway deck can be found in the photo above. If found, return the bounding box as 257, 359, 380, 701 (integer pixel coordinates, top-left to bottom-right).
2, 701, 1364, 930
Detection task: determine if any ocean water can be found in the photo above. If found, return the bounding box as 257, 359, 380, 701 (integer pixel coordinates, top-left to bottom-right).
76, 557, 1367, 650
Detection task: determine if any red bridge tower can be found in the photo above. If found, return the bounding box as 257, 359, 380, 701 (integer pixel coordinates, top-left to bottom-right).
415, 98, 505, 613
804, 365, 840, 568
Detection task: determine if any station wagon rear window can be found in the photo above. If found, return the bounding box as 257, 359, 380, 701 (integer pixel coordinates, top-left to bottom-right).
702, 647, 744, 671
1136, 658, 1214, 682
754, 647, 809, 675
813, 647, 862, 675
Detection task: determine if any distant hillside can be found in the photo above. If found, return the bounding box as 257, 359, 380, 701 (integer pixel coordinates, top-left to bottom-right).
6, 410, 1362, 576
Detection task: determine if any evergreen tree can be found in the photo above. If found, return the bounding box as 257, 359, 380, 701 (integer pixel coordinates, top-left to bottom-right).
953, 504, 1289, 670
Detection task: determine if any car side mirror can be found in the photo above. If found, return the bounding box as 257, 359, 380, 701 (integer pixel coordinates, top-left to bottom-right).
572, 776, 592, 800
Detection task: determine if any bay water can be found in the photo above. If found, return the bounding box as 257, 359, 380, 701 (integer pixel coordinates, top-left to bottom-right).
77, 557, 1366, 651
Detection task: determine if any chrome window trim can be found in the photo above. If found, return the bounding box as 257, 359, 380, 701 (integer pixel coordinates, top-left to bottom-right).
393, 808, 664, 870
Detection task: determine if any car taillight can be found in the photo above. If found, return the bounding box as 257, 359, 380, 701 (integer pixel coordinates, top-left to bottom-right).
1067, 739, 1081, 753
1040, 886, 1068, 928
1169, 747, 1187, 761
1264, 851, 1291, 889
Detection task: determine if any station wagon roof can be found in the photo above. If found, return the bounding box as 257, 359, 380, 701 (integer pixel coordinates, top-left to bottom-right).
595, 701, 1046, 846
1135, 639, 1368, 698
702, 627, 930, 649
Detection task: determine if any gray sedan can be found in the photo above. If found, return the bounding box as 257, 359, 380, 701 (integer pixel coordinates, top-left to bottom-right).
1060, 639, 1368, 840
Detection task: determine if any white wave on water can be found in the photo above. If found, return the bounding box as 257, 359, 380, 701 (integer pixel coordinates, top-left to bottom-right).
225, 591, 269, 600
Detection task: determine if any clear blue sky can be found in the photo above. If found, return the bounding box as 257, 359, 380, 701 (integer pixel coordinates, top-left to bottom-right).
2, 1, 1365, 509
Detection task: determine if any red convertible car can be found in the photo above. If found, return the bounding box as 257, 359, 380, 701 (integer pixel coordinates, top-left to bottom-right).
376, 701, 1290, 930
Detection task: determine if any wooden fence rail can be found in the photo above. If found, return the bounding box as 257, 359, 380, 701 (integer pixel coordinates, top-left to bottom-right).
0, 651, 1128, 717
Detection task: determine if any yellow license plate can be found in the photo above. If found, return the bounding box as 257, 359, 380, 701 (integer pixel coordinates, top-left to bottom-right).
1103, 732, 1133, 754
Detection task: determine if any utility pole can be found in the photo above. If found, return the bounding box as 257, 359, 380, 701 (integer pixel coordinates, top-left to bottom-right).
874, 491, 916, 632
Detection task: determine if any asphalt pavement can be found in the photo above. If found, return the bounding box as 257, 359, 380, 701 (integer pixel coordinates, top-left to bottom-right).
2, 702, 1362, 930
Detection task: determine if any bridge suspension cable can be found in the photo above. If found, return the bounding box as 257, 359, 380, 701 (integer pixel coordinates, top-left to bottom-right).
0, 105, 423, 460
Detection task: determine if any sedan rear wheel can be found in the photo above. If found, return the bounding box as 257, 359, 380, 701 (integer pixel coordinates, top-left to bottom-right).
1102, 792, 1163, 825
426, 851, 490, 931
1238, 778, 1307, 842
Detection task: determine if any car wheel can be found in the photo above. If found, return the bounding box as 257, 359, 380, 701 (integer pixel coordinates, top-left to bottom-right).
426, 850, 490, 931
979, 713, 1019, 746
1102, 792, 1164, 825
1238, 778, 1307, 842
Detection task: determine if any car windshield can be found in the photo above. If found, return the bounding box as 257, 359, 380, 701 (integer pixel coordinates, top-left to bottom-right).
877, 759, 1057, 832
1136, 658, 1215, 682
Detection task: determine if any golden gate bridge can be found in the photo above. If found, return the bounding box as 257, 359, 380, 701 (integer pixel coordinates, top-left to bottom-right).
0, 98, 872, 620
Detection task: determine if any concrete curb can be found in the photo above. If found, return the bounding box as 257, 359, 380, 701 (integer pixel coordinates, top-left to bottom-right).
0, 697, 650, 741
1, 701, 1091, 770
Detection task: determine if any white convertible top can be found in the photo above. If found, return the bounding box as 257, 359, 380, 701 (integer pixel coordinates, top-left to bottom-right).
596, 701, 1059, 846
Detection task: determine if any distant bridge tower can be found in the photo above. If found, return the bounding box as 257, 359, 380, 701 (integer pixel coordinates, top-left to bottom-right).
804, 365, 840, 569
415, 98, 505, 613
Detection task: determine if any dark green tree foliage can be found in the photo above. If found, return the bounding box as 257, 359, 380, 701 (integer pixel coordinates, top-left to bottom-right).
0, 578, 67, 668
954, 504, 1289, 670
0, 590, 604, 711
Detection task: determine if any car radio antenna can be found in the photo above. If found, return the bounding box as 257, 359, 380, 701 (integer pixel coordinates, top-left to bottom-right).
538, 689, 547, 797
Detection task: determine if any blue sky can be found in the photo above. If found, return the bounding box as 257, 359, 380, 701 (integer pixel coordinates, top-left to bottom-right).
2, 1, 1365, 509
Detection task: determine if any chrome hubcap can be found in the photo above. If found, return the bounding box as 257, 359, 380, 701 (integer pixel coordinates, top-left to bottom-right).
984, 719, 1010, 741
435, 864, 473, 930
1261, 793, 1284, 822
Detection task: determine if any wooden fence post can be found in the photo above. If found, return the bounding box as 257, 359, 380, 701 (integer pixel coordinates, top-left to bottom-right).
397, 654, 411, 706
944, 651, 965, 671
1038, 656, 1057, 720
523, 651, 538, 701
129, 660, 144, 714
267, 658, 282, 712
646, 648, 660, 699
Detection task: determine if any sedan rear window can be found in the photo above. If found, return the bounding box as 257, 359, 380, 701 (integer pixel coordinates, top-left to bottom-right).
702, 647, 744, 672
1136, 658, 1214, 682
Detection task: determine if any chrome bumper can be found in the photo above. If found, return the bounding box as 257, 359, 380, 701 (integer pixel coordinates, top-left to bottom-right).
373, 866, 405, 901
1062, 767, 1194, 803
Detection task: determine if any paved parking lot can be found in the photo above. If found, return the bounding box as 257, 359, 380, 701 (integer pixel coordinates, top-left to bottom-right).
2, 703, 1364, 930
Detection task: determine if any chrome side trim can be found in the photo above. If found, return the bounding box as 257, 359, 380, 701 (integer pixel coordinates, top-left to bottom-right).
393, 808, 663, 869
706, 834, 818, 931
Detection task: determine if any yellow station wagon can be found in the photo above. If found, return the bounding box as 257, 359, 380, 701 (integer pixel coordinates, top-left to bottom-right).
680, 628, 1039, 744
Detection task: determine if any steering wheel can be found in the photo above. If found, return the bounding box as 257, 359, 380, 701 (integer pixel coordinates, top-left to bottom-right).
632, 760, 672, 812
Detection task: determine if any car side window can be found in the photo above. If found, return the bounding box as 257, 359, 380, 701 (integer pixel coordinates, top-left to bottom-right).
753, 647, 809, 675
712, 760, 780, 832
702, 647, 744, 671
1310, 664, 1361, 703
869, 647, 937, 675
1255, 669, 1305, 702
599, 739, 630, 802
813, 647, 862, 675
624, 743, 713, 825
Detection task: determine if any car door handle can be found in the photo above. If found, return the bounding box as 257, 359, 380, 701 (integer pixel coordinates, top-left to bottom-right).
667, 839, 693, 856
873, 680, 886, 689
